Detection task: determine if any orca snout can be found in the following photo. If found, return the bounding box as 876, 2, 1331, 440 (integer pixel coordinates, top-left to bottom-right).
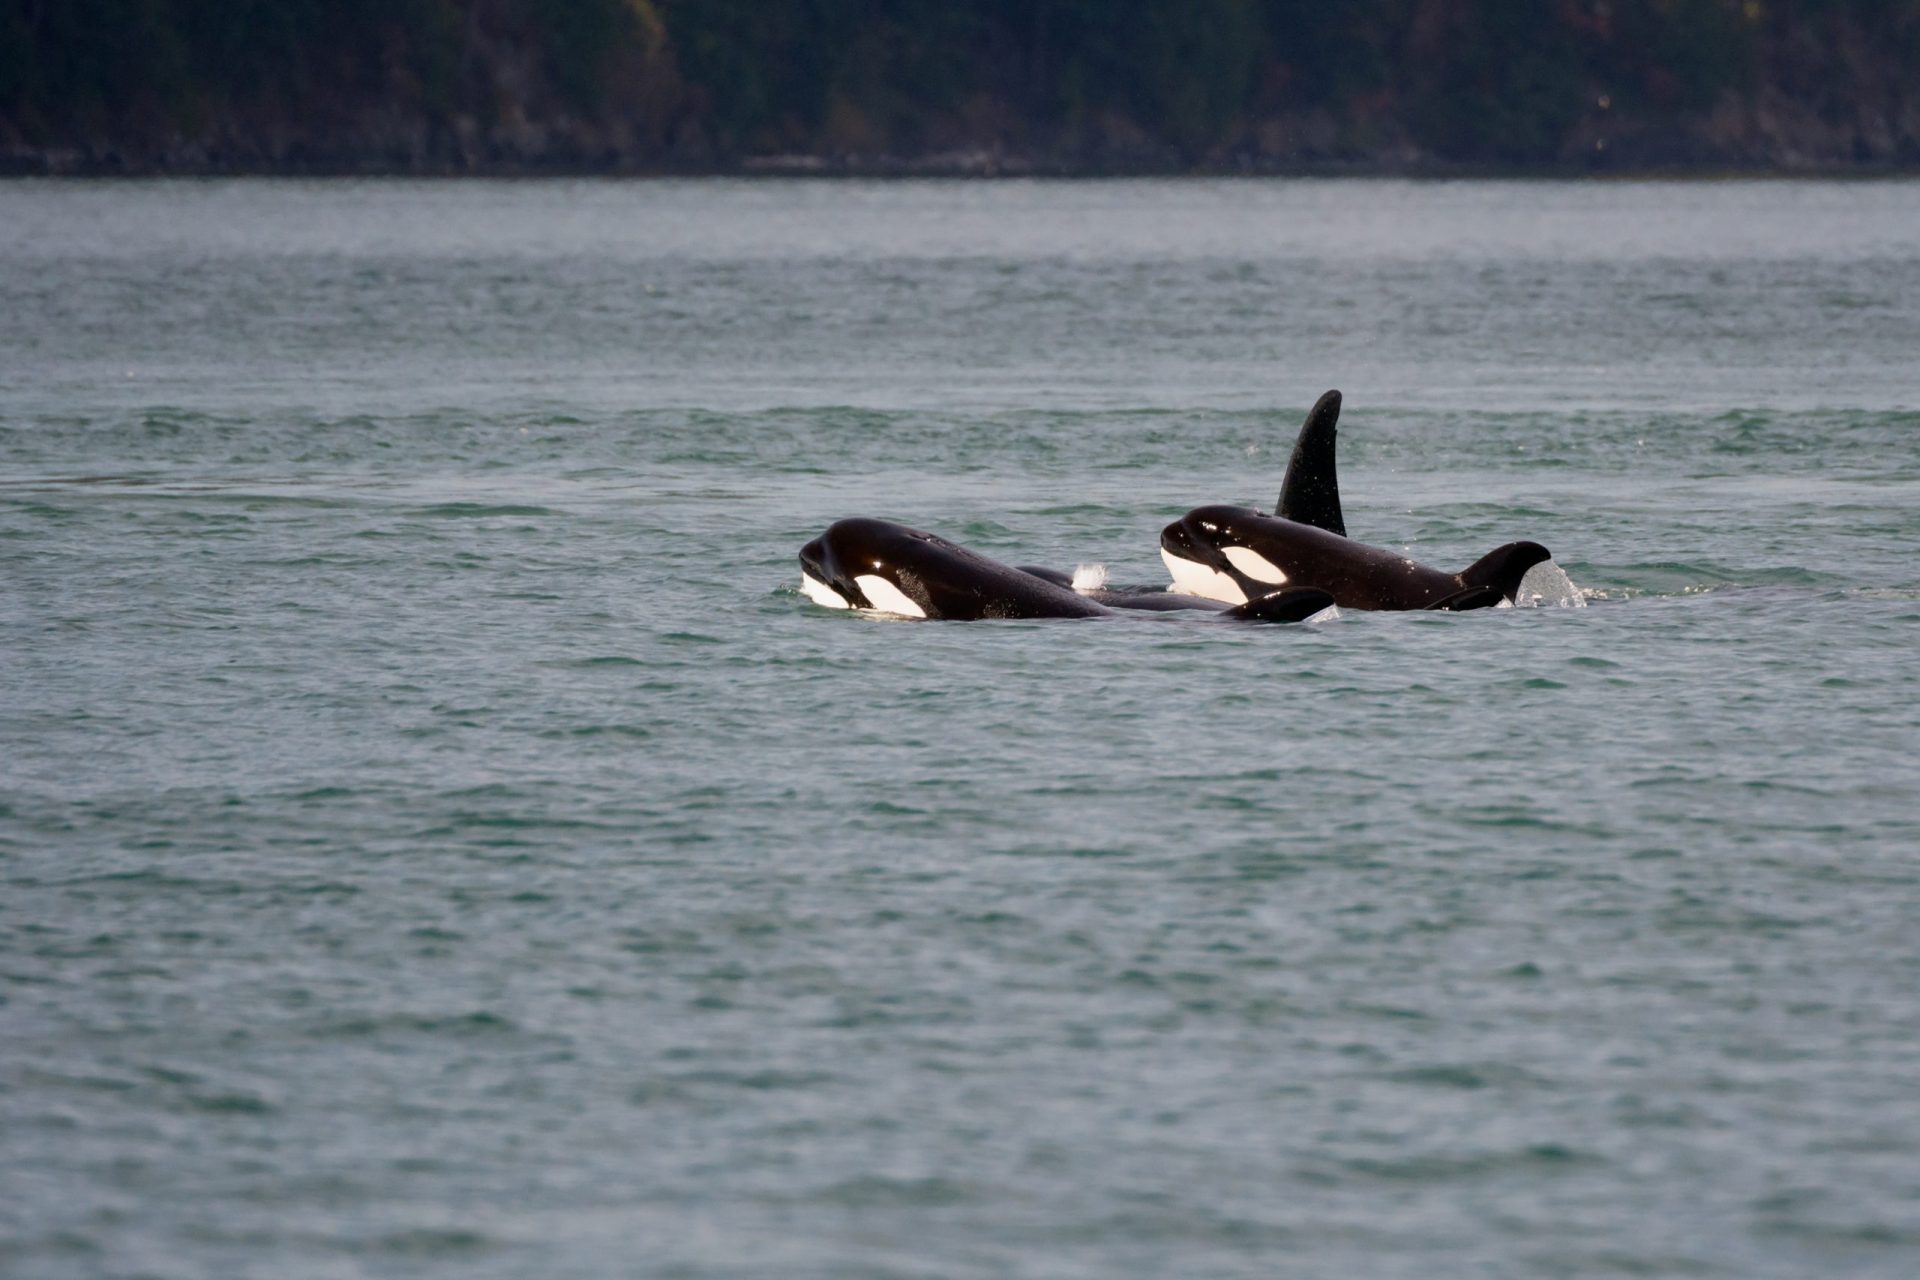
1160, 508, 1257, 604
1159, 517, 1203, 560
798, 531, 862, 609
1162, 506, 1262, 566
798, 535, 827, 577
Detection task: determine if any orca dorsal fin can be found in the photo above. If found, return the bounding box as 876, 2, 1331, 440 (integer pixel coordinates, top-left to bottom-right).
1276, 389, 1346, 537
1459, 541, 1552, 604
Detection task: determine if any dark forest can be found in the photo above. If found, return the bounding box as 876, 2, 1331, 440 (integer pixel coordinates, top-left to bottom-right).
4, 0, 1916, 173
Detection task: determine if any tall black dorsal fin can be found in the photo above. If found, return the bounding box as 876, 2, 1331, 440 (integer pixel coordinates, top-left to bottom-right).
1276, 389, 1345, 537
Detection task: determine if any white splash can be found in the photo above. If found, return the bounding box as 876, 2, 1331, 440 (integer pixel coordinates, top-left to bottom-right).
1510, 560, 1587, 609
1071, 563, 1109, 592
1161, 548, 1247, 604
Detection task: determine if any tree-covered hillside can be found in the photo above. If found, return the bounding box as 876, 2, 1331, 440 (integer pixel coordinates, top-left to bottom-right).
3, 0, 1916, 172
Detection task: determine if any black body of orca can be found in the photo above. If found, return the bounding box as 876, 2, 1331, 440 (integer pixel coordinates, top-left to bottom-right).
1160, 389, 1552, 611
800, 518, 1334, 623
1008, 564, 1241, 613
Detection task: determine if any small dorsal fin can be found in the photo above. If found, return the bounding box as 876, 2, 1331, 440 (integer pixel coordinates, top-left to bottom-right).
1459, 541, 1552, 604
1276, 389, 1346, 537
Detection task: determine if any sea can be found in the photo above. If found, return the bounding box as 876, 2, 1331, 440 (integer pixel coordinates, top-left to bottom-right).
3, 178, 1918, 1279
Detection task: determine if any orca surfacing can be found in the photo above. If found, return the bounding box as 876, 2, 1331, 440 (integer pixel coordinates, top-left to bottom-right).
1161, 389, 1554, 612
800, 518, 1334, 623
1163, 506, 1550, 612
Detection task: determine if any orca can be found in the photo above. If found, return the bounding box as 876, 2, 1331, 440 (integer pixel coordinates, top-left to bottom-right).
1162, 505, 1550, 611
1159, 389, 1553, 611
800, 518, 1334, 623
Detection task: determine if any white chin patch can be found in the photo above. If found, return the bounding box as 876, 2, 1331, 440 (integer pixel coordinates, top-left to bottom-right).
852, 573, 928, 619
1162, 548, 1246, 604
1222, 545, 1288, 585
800, 571, 851, 609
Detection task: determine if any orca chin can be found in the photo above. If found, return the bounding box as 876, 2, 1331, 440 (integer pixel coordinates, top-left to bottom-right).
798, 568, 853, 610
798, 518, 1333, 624
1161, 544, 1246, 603
797, 537, 862, 610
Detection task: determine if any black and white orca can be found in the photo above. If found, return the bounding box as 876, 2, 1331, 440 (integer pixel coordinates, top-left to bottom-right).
1160, 390, 1552, 612
800, 518, 1334, 623
1162, 506, 1549, 611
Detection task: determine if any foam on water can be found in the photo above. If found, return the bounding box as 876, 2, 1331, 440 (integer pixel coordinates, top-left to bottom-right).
1071, 563, 1109, 591
1510, 559, 1587, 608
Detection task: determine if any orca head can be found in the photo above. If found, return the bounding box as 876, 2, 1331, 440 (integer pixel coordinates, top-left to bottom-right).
797, 517, 936, 617
1160, 505, 1295, 605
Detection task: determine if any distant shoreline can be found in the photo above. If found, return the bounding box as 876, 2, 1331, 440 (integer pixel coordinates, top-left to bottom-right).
12, 2, 1916, 187
8, 153, 1920, 181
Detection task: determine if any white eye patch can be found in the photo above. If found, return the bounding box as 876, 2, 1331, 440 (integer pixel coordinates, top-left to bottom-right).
1222, 545, 1288, 584
852, 574, 928, 619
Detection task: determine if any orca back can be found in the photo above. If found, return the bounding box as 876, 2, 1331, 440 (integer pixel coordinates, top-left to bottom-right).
1459, 541, 1553, 604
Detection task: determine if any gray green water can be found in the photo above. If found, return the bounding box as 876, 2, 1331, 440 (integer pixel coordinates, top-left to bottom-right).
3, 179, 1919, 1278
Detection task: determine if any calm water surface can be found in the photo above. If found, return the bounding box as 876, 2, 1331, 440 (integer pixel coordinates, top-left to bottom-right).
3, 179, 1919, 1278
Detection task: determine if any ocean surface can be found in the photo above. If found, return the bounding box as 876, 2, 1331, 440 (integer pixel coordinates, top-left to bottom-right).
3, 178, 1919, 1279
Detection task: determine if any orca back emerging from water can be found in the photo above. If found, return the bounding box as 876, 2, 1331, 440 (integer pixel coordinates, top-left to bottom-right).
1162, 505, 1550, 611
1160, 389, 1553, 611
800, 518, 1334, 623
